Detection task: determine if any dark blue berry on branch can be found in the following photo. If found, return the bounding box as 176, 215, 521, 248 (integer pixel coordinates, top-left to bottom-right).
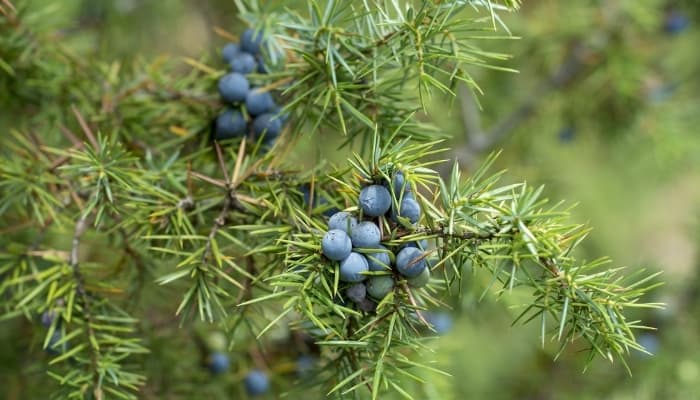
218, 72, 250, 103
339, 252, 369, 282
214, 108, 247, 140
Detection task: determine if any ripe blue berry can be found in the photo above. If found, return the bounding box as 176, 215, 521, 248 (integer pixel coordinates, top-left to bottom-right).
359, 185, 392, 217
241, 28, 265, 55
664, 11, 689, 35
208, 352, 230, 374
407, 266, 430, 288
41, 310, 56, 327
252, 113, 282, 140
322, 229, 352, 261
365, 245, 391, 271
350, 221, 381, 248
391, 170, 409, 195
345, 283, 367, 303
366, 275, 394, 300
214, 109, 247, 139
230, 52, 257, 75
244, 369, 270, 396
425, 311, 453, 335
222, 42, 239, 63
245, 89, 275, 116
328, 212, 357, 234
339, 252, 369, 282
395, 247, 426, 278
257, 58, 269, 74
397, 197, 421, 224
218, 72, 250, 103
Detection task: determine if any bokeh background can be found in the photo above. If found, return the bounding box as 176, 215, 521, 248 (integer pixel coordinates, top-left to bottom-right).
2, 1, 699, 399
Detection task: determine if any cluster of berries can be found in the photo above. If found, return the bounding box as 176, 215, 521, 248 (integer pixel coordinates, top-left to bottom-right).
320, 170, 430, 311
213, 28, 286, 146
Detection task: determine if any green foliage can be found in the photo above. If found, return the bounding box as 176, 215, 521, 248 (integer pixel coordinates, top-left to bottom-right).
0, 0, 663, 398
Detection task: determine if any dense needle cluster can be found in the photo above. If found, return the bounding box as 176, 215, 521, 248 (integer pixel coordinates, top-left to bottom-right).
212, 28, 286, 146
320, 169, 431, 312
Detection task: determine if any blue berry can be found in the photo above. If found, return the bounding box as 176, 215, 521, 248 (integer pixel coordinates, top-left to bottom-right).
558, 127, 575, 143
241, 28, 265, 55
395, 247, 426, 278
245, 369, 270, 396
222, 42, 240, 63
322, 229, 352, 261
359, 185, 392, 217
345, 283, 367, 303
328, 212, 357, 234
245, 89, 275, 116
41, 310, 56, 327
636, 333, 659, 358
664, 11, 689, 35
391, 170, 409, 195
208, 352, 230, 374
407, 267, 430, 288
214, 109, 247, 140
230, 52, 257, 74
257, 58, 269, 74
339, 252, 369, 282
350, 221, 381, 248
424, 311, 453, 335
252, 113, 283, 140
218, 72, 250, 103
365, 245, 391, 271
397, 197, 421, 224
366, 275, 394, 300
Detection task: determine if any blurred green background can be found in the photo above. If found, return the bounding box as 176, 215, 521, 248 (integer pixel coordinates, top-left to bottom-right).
2, 0, 699, 399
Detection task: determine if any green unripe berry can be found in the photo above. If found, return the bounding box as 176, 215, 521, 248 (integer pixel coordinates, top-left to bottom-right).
366, 275, 395, 299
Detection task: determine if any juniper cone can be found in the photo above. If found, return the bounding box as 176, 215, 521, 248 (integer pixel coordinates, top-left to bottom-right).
339, 252, 369, 282
205, 332, 227, 353
345, 283, 367, 303
252, 113, 282, 139
398, 197, 421, 224
395, 247, 427, 278
391, 170, 408, 194
350, 221, 381, 248
365, 245, 391, 271
221, 42, 239, 63
321, 229, 352, 261
245, 369, 270, 396
214, 108, 246, 139
328, 211, 358, 234
229, 52, 257, 75
359, 184, 392, 217
240, 28, 265, 54
217, 72, 250, 103
366, 275, 395, 299
245, 89, 275, 116
207, 352, 230, 374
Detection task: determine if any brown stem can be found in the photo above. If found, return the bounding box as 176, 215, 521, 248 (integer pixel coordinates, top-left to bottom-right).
69, 214, 103, 400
